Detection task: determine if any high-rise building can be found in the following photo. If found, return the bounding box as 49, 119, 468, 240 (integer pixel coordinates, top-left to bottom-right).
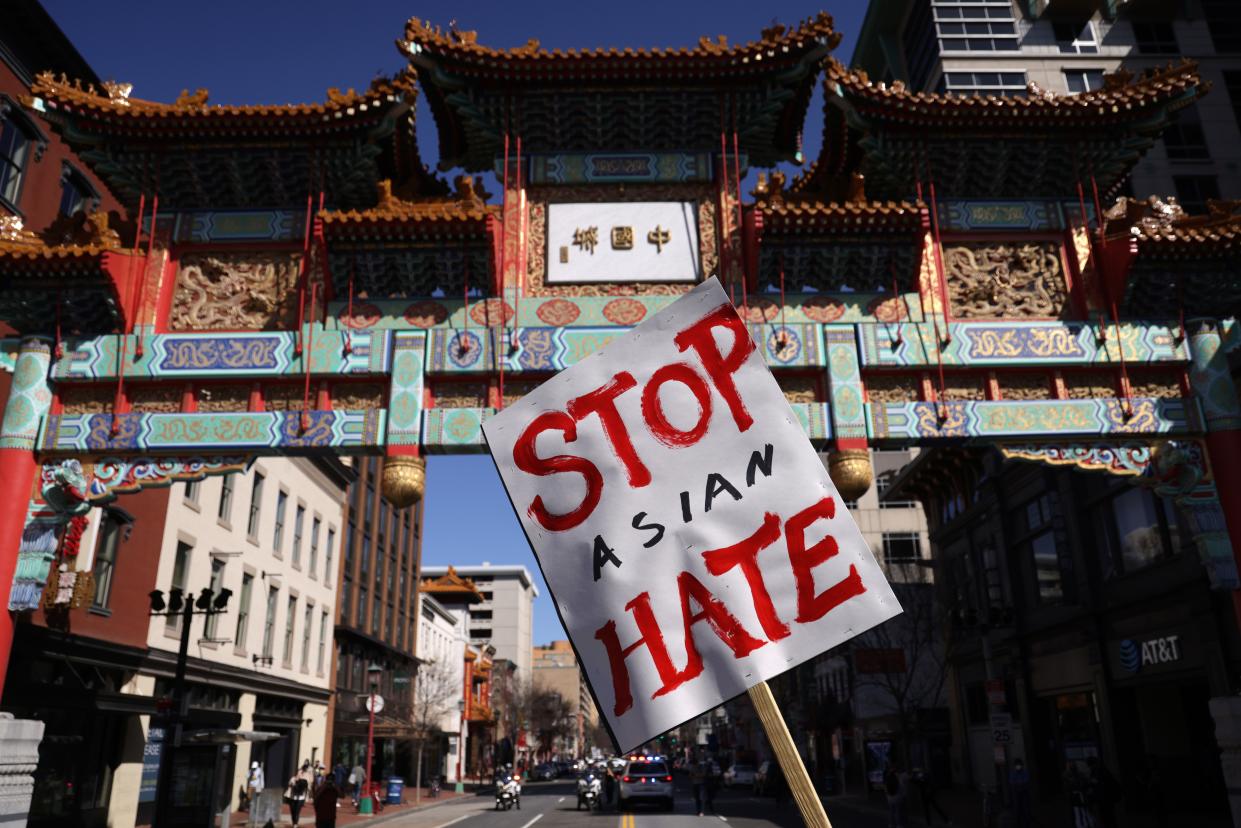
533, 640, 599, 758
330, 457, 425, 783
420, 564, 537, 681
850, 0, 1241, 206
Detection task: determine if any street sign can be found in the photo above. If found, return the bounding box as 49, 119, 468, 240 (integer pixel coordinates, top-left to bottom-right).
365, 694, 385, 714
484, 278, 900, 751
991, 712, 1013, 744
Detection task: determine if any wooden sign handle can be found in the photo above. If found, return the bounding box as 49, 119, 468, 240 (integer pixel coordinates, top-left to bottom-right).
747, 680, 833, 828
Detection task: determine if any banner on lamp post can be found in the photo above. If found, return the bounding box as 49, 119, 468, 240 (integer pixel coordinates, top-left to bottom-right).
484, 278, 900, 751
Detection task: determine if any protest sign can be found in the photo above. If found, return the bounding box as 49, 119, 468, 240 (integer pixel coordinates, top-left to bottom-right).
483, 278, 900, 754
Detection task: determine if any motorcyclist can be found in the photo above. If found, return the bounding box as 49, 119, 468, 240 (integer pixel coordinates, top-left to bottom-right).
577, 768, 602, 810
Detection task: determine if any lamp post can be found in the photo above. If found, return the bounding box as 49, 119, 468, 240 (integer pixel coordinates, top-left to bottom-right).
360, 663, 384, 815
456, 698, 466, 793
148, 585, 232, 828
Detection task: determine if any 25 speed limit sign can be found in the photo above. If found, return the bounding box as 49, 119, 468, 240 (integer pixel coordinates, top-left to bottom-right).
990, 712, 1013, 744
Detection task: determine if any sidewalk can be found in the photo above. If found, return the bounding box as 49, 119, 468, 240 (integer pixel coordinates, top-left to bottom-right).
229, 788, 471, 827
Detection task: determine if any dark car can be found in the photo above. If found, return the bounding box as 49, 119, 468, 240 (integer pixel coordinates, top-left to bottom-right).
531, 763, 557, 781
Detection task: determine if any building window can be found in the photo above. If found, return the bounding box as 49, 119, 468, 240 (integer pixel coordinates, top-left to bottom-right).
301, 603, 314, 671
58, 164, 98, 217
364, 485, 374, 530
184, 479, 200, 505
166, 542, 192, 633
1163, 107, 1210, 160
472, 628, 493, 640
1097, 487, 1185, 577
341, 576, 353, 623
933, 0, 1019, 53
90, 510, 125, 610
309, 517, 321, 578
273, 490, 288, 553
882, 532, 922, 565
372, 594, 382, 631
204, 558, 225, 639
317, 609, 329, 674
1173, 175, 1221, 215
942, 71, 1027, 96
1020, 494, 1067, 604
262, 586, 278, 658
235, 572, 253, 650
325, 527, 336, 588
1053, 20, 1098, 54
360, 534, 372, 576
0, 107, 33, 208
1064, 70, 1105, 94
1133, 21, 1178, 54
357, 584, 368, 627
218, 475, 235, 522
247, 472, 264, 538
283, 595, 297, 666
292, 505, 305, 567
876, 474, 917, 509
1202, 0, 1241, 53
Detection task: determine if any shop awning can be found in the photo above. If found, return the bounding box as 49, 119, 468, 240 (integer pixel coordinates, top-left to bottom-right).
184, 729, 282, 744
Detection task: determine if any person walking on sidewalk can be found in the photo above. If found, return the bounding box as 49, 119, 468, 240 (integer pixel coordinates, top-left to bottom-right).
884, 762, 908, 828
286, 761, 313, 827
913, 766, 951, 826
313, 777, 339, 828
1008, 759, 1032, 828
690, 756, 709, 816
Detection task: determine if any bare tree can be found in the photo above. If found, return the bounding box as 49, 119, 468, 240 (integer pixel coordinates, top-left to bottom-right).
529, 688, 575, 762
411, 657, 459, 803
847, 572, 951, 766
491, 669, 533, 769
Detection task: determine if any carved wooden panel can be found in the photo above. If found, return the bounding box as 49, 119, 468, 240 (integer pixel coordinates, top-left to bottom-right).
1129, 372, 1182, 399
60, 385, 113, 415
171, 250, 302, 331
434, 383, 489, 409
263, 385, 306, 412
1000, 373, 1052, 401
944, 241, 1068, 319
1064, 370, 1117, 399
333, 383, 386, 410
129, 385, 183, 413
197, 384, 252, 412
865, 374, 919, 403
940, 376, 986, 401
777, 376, 820, 404
502, 381, 543, 408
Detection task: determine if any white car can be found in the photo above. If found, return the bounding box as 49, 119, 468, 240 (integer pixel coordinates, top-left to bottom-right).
723, 763, 757, 788
618, 757, 674, 810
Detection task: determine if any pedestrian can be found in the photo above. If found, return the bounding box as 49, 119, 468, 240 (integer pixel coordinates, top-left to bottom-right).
1088, 758, 1120, 828
883, 762, 907, 828
1064, 761, 1097, 828
350, 763, 366, 806
286, 760, 312, 826
1008, 758, 1031, 828
332, 762, 347, 791
313, 776, 339, 828
913, 766, 950, 826
705, 757, 721, 814
246, 761, 265, 808
690, 756, 708, 816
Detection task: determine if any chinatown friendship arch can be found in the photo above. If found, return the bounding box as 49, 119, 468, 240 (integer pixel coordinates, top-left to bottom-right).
0, 13, 1239, 692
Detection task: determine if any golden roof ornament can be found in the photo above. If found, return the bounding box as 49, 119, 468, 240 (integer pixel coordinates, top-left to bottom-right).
381, 455, 425, 508
174, 88, 209, 108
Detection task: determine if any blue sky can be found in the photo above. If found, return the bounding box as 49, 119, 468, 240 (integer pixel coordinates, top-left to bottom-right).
42, 1, 868, 644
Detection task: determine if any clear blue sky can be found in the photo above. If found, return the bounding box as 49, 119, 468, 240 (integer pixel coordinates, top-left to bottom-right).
42, 0, 867, 645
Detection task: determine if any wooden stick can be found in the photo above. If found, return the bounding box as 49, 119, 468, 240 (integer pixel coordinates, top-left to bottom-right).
747, 680, 832, 828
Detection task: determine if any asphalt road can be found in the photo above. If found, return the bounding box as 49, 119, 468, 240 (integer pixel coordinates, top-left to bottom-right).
383, 779, 889, 828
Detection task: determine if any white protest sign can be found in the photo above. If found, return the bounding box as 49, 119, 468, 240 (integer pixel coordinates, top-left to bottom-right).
483, 278, 900, 751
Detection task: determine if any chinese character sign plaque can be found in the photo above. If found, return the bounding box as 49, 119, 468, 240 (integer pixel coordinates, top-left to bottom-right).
547, 201, 700, 284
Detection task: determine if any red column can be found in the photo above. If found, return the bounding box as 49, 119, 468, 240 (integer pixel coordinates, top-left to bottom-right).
0, 337, 53, 697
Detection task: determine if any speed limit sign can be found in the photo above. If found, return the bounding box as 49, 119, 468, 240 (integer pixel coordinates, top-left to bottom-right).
990, 712, 1012, 744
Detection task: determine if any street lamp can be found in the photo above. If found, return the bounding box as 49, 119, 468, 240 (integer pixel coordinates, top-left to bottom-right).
360, 663, 384, 815
456, 698, 467, 793
147, 585, 231, 828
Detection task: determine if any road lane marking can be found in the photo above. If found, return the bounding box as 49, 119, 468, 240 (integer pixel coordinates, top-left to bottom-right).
557, 796, 565, 803
434, 815, 475, 828
517, 814, 543, 828
719, 816, 729, 822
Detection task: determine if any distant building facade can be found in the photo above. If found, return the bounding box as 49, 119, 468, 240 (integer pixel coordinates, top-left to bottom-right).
420, 564, 537, 681
532, 640, 598, 758
850, 0, 1241, 207
417, 581, 470, 784
331, 457, 425, 784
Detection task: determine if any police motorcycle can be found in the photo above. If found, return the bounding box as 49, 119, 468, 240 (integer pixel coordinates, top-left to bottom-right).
576, 768, 602, 811
495, 767, 522, 811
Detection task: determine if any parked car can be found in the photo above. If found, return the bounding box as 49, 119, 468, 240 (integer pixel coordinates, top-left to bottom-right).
722, 763, 757, 788
618, 757, 674, 810
531, 763, 557, 781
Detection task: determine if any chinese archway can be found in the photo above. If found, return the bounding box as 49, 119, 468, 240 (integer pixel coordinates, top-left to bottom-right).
0, 13, 1238, 692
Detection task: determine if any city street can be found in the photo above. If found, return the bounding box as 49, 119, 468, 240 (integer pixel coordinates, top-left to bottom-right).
380, 780, 889, 828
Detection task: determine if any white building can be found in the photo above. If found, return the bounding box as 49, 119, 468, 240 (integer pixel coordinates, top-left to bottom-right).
420, 564, 537, 680
417, 592, 468, 784
102, 457, 351, 826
